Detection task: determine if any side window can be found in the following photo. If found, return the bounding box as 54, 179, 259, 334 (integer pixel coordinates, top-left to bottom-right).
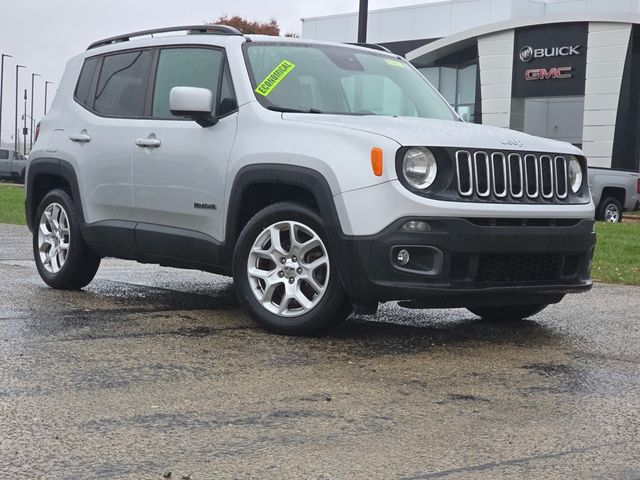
94, 50, 153, 117
0, 150, 9, 160
152, 48, 225, 119
75, 57, 99, 107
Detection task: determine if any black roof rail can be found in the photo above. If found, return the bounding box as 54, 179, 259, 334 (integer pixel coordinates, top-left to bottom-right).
87, 25, 242, 50
347, 42, 392, 53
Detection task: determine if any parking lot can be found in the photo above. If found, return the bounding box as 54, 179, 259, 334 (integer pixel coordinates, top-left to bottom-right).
1, 222, 640, 479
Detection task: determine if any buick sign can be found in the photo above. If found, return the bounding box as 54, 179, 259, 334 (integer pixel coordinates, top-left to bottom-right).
519, 45, 581, 63
519, 46, 534, 63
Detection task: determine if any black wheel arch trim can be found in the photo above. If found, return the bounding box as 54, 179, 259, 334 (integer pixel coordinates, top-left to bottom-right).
25, 157, 83, 233
224, 164, 342, 250
223, 163, 352, 286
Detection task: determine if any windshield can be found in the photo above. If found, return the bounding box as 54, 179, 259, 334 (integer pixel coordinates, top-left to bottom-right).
244, 43, 457, 121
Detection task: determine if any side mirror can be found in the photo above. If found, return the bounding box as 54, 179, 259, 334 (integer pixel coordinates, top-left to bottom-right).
170, 86, 217, 127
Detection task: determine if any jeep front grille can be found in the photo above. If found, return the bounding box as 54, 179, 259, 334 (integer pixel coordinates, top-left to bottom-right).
456, 151, 570, 202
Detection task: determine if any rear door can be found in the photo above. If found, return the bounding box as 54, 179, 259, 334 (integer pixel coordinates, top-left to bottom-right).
70, 50, 153, 225
131, 46, 238, 258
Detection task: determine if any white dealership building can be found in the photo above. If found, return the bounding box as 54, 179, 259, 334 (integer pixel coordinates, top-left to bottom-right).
302, 0, 640, 171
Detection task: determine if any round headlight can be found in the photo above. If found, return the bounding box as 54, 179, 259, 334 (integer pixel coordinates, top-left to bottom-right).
402, 147, 437, 189
567, 156, 583, 194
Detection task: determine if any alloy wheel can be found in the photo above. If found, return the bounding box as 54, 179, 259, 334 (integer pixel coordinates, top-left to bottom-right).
247, 221, 330, 317
38, 203, 71, 274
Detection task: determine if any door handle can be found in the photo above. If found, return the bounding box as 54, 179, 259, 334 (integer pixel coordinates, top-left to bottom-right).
135, 138, 161, 148
69, 132, 91, 143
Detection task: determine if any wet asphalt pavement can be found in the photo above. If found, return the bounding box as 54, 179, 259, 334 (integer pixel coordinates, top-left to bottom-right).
1, 223, 640, 479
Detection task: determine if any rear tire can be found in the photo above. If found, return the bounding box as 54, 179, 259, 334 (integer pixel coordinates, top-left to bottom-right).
232, 202, 351, 336
467, 304, 548, 322
33, 189, 100, 290
597, 197, 622, 223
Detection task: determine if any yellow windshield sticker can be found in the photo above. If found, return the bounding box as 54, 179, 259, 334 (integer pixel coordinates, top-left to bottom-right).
255, 60, 296, 96
385, 59, 405, 68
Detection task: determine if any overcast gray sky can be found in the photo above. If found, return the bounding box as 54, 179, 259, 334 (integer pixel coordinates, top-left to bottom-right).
0, 0, 436, 147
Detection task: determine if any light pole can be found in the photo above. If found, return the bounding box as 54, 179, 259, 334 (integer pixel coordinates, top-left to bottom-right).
30, 73, 41, 149
0, 53, 13, 148
44, 81, 53, 115
14, 64, 25, 152
358, 0, 368, 43
23, 89, 27, 155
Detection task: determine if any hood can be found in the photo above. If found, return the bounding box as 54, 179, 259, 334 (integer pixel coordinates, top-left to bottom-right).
282, 114, 583, 156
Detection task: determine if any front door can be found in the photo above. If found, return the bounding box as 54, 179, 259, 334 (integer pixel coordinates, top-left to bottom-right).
132, 47, 238, 261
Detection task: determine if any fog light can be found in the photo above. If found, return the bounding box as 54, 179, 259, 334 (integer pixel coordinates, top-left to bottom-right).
401, 220, 431, 232
397, 249, 410, 266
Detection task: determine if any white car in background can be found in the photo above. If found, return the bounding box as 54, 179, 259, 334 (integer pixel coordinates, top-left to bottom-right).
0, 149, 27, 183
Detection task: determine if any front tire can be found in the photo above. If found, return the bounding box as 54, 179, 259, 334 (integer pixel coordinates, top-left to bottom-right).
33, 189, 100, 290
597, 197, 622, 223
467, 304, 548, 322
232, 202, 351, 336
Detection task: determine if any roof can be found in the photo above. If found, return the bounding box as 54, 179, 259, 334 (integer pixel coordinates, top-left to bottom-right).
407, 11, 640, 64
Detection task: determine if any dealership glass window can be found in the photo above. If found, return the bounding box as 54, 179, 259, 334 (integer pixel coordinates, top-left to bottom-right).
420, 67, 439, 90
418, 64, 477, 122
457, 65, 476, 105
341, 75, 418, 117
439, 67, 457, 105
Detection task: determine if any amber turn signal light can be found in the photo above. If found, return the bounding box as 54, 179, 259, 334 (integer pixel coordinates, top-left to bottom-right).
371, 147, 383, 176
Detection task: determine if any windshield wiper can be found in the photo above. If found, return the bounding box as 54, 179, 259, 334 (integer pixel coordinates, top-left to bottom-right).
266, 106, 323, 114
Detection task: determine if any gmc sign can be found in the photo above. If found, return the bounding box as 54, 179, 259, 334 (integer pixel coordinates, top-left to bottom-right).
525, 67, 573, 80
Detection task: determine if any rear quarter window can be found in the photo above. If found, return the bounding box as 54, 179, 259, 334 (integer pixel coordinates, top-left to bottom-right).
74, 57, 99, 107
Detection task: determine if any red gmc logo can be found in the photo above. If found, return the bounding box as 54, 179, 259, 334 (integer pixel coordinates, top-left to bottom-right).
525, 67, 573, 80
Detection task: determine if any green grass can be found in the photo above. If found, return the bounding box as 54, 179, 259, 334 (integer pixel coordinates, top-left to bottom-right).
593, 222, 640, 285
0, 184, 26, 225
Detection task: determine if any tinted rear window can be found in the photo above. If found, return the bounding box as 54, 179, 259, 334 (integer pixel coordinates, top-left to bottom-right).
0, 150, 9, 160
75, 57, 99, 107
94, 50, 153, 117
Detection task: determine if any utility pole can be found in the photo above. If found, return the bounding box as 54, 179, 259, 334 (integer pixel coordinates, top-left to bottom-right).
30, 73, 41, 149
0, 53, 13, 148
14, 64, 25, 152
44, 81, 53, 115
23, 89, 27, 155
358, 0, 369, 43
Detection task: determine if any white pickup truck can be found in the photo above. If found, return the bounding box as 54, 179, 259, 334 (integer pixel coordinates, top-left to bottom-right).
0, 149, 27, 183
589, 167, 640, 223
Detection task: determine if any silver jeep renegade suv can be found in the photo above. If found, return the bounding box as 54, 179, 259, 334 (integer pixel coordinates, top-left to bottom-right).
26, 25, 595, 335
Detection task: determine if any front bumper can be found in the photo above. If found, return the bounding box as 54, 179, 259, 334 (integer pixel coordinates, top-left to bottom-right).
330, 217, 595, 308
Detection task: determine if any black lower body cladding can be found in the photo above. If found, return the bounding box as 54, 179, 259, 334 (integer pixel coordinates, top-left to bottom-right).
330, 217, 595, 308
